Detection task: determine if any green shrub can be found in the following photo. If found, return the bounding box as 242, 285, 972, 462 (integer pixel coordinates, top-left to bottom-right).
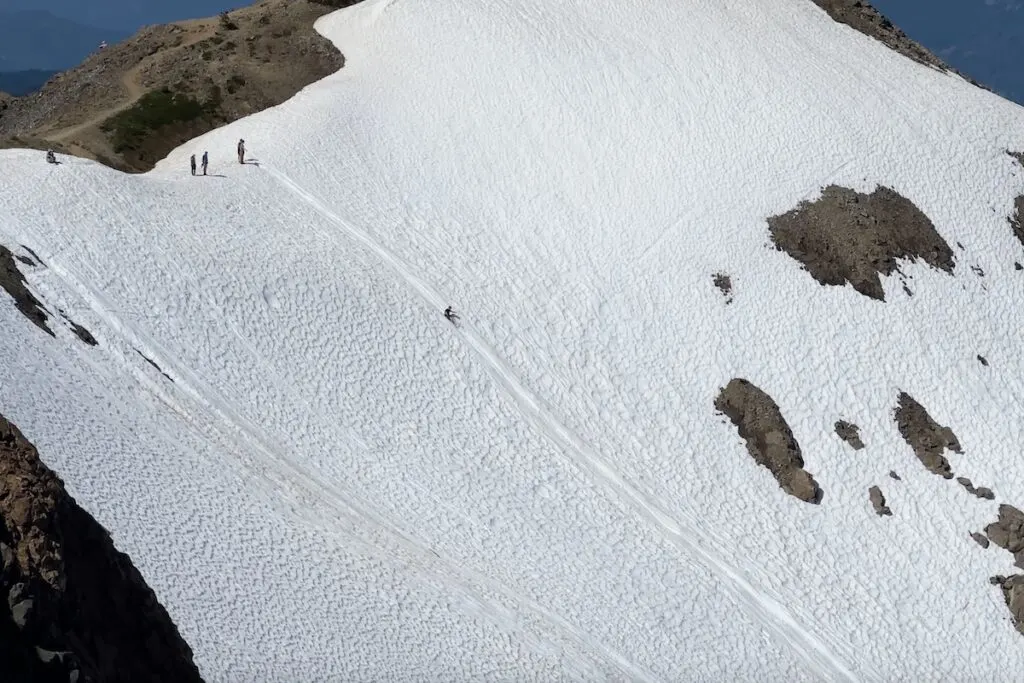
101, 87, 217, 153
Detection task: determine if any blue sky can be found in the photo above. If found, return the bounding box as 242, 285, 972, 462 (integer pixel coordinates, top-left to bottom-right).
870, 0, 1024, 104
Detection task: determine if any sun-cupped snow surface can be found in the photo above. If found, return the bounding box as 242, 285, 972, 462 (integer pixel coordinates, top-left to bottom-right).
3, 0, 1024, 679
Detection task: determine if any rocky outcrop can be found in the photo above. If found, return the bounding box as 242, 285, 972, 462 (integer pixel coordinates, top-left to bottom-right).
985, 505, 1024, 569
0, 413, 203, 682
957, 477, 995, 501
712, 273, 733, 303
834, 420, 864, 450
768, 185, 954, 301
991, 575, 1024, 636
715, 378, 823, 503
868, 486, 891, 516
0, 244, 53, 337
893, 392, 961, 478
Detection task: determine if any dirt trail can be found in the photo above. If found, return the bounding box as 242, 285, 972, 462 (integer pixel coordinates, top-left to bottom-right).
42, 22, 217, 146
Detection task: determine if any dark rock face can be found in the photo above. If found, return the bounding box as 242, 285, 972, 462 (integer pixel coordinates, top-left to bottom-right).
712, 273, 733, 303
957, 477, 995, 501
834, 420, 865, 450
715, 378, 822, 504
893, 392, 961, 478
868, 486, 891, 516
991, 575, 1024, 636
985, 505, 1024, 569
0, 414, 203, 682
0, 245, 53, 337
1010, 196, 1024, 251
767, 185, 954, 301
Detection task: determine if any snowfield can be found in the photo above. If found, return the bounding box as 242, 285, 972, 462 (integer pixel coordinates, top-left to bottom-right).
3, 0, 1024, 679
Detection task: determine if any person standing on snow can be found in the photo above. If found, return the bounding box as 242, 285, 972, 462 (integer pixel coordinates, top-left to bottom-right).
237, 139, 245, 164
201, 151, 209, 175
190, 154, 196, 175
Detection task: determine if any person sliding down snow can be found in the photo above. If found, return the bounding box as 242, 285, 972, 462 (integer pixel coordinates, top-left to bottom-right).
45, 149, 57, 164
444, 306, 459, 323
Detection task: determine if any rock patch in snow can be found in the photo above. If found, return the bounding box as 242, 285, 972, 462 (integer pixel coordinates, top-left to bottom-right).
957, 477, 995, 500
991, 575, 1024, 636
712, 273, 733, 303
767, 185, 955, 301
868, 486, 891, 516
0, 244, 53, 337
972, 532, 990, 549
714, 378, 822, 504
1010, 196, 1024, 251
834, 420, 864, 450
985, 505, 1024, 569
894, 392, 961, 479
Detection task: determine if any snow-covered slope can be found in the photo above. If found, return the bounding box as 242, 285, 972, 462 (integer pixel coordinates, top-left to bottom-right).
2, 0, 1024, 679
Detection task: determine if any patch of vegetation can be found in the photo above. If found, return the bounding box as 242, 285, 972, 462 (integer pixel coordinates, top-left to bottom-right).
225, 74, 246, 95
219, 11, 238, 30
100, 87, 219, 153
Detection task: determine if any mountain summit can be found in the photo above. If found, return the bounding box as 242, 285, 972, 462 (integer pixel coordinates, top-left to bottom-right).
2, 0, 1024, 680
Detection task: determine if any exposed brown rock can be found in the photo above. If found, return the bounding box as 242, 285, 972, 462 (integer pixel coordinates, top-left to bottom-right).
972, 532, 990, 549
1011, 196, 1024, 251
0, 245, 53, 337
991, 575, 1024, 636
712, 273, 733, 303
957, 476, 995, 500
714, 378, 822, 503
0, 413, 202, 681
834, 420, 864, 450
767, 186, 954, 301
985, 505, 1024, 569
893, 392, 961, 478
868, 486, 891, 516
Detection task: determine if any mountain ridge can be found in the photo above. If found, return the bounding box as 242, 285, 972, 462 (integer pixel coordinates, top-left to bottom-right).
2, 0, 1024, 679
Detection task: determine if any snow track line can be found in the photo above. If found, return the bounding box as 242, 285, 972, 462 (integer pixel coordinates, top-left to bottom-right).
22, 237, 655, 683
266, 165, 864, 683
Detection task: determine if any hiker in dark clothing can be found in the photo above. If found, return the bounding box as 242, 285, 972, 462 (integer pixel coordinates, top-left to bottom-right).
237, 139, 245, 164
190, 154, 196, 175
201, 151, 209, 175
